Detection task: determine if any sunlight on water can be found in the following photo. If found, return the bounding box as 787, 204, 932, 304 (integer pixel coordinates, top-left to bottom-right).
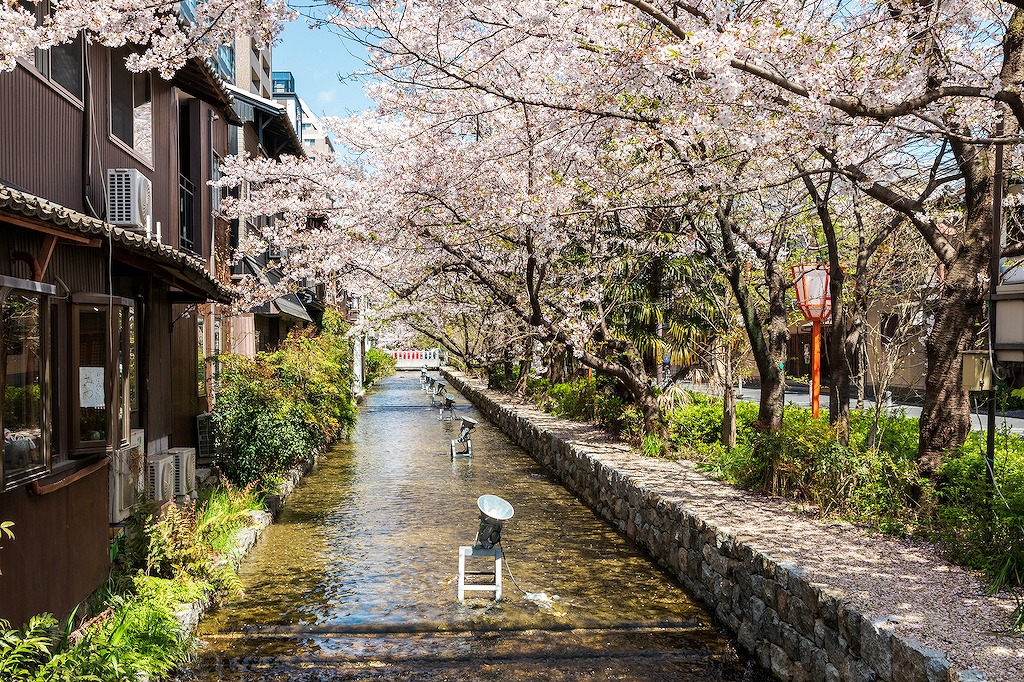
179, 375, 761, 681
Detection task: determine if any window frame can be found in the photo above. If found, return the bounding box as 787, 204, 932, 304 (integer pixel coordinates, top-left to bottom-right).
16, 0, 85, 105
108, 47, 155, 168
69, 293, 134, 457
1, 276, 56, 491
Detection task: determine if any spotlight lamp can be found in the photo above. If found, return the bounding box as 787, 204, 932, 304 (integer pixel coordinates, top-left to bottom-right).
450, 416, 478, 458
431, 380, 447, 406
439, 392, 457, 421
474, 494, 514, 549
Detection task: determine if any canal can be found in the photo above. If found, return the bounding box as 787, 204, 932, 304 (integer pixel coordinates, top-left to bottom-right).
180, 375, 761, 681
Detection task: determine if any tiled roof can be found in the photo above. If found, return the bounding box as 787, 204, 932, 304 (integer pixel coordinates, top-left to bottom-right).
0, 183, 234, 302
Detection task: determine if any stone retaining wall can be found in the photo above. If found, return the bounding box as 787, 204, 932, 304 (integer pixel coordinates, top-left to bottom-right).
443, 370, 974, 682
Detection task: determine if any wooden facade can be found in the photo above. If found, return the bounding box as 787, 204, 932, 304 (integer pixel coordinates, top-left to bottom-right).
0, 39, 234, 627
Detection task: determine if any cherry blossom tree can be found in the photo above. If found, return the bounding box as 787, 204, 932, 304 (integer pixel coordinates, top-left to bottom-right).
317, 0, 1024, 475
0, 0, 293, 77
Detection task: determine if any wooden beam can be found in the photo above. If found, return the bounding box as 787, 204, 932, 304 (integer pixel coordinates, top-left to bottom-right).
37, 235, 57, 279
31, 456, 109, 496
0, 213, 102, 245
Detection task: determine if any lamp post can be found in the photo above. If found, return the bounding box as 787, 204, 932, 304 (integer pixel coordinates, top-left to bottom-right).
792, 265, 832, 419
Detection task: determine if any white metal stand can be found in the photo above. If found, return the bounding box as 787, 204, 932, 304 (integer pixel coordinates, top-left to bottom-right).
457, 545, 503, 601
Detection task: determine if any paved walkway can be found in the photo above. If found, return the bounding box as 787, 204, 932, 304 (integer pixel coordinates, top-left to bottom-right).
682, 382, 1024, 435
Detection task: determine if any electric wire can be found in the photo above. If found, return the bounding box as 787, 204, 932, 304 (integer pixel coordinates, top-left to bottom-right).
496, 539, 532, 596
971, 393, 1017, 514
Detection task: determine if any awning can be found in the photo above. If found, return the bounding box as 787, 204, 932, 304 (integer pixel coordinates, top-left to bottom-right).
225, 84, 306, 158
171, 58, 243, 125
241, 256, 312, 322
0, 183, 234, 303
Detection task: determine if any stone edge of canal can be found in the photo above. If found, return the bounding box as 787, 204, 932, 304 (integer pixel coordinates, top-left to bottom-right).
440, 368, 969, 682
174, 455, 319, 637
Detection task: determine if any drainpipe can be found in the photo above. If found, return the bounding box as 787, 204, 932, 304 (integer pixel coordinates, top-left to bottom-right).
82, 36, 99, 218
209, 109, 218, 274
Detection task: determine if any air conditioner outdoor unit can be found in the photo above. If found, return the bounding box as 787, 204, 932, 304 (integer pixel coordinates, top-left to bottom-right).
168, 447, 196, 497
110, 442, 145, 524
107, 168, 153, 230
147, 454, 175, 502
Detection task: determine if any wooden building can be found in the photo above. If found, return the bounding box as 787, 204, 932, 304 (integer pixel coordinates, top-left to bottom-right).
0, 34, 237, 627
223, 83, 311, 359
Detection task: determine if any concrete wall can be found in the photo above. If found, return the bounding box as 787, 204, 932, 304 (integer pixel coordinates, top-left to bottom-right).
442, 370, 973, 682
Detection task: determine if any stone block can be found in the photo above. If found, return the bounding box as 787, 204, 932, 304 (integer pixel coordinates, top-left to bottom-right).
814, 619, 848, 665
841, 658, 878, 682
788, 596, 815, 636
777, 588, 790, 620
892, 637, 951, 682
838, 604, 864, 657
770, 643, 795, 681
781, 622, 802, 660
761, 608, 783, 646
750, 573, 765, 597
764, 578, 778, 605
738, 620, 757, 653
818, 590, 841, 629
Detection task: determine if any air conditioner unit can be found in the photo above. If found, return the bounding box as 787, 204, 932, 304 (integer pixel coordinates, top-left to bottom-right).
168, 447, 196, 497
109, 442, 145, 524
107, 168, 153, 230
147, 454, 174, 502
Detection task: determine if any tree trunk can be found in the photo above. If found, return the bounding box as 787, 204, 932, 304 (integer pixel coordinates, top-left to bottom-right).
578, 339, 667, 441
715, 205, 788, 431
917, 256, 986, 477
722, 341, 737, 448
514, 337, 532, 395
918, 8, 1024, 478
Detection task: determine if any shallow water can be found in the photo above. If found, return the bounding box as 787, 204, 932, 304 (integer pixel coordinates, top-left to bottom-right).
180, 375, 761, 681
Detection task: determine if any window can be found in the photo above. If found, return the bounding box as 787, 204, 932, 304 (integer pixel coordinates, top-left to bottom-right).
1, 277, 54, 490
110, 47, 153, 163
18, 0, 83, 100
71, 294, 133, 455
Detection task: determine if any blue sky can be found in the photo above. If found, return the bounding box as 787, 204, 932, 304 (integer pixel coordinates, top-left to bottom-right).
271, 16, 375, 118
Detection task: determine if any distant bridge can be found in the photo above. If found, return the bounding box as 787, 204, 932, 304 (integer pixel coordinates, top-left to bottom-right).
389, 347, 444, 370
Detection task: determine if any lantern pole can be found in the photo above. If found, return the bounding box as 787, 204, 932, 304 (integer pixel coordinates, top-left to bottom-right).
812, 319, 822, 419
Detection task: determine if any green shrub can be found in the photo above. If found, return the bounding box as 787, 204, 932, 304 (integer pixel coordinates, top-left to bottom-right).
936, 433, 1024, 589
0, 576, 192, 681
213, 320, 356, 489
364, 348, 397, 387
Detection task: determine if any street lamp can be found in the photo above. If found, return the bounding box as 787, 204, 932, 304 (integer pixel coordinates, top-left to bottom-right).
792, 264, 832, 419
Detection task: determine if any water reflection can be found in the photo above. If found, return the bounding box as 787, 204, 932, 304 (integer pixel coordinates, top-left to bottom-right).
182, 376, 759, 681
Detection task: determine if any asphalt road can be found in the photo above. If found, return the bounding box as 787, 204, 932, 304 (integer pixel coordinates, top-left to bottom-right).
680, 381, 1024, 435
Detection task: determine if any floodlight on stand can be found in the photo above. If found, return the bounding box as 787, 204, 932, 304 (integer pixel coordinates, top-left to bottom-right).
431, 380, 447, 406
439, 392, 457, 421
450, 416, 477, 458
474, 494, 514, 549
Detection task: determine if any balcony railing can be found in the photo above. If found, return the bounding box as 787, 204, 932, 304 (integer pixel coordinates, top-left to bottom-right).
179, 174, 196, 253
